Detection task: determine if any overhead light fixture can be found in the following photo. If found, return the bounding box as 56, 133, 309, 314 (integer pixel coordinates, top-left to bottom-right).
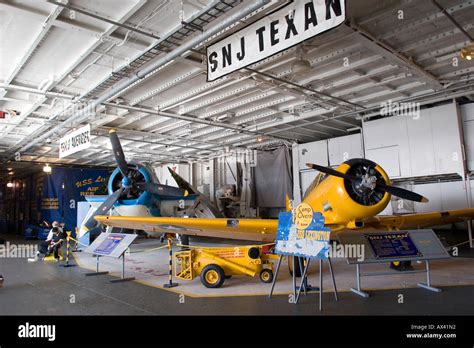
8, 171, 14, 175
256, 135, 264, 142
43, 164, 52, 173
6, 182, 13, 188
460, 43, 474, 61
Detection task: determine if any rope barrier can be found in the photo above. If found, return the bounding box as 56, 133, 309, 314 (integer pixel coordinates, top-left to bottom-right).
130, 244, 170, 254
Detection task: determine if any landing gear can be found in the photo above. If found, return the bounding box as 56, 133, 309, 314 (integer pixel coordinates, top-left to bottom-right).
288, 256, 303, 277
390, 261, 413, 271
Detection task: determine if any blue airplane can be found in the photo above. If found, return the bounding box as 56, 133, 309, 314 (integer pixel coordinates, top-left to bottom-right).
79, 130, 222, 238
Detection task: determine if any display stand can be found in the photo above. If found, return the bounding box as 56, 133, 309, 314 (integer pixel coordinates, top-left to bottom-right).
84, 232, 138, 281
295, 257, 338, 311
109, 251, 135, 283
269, 256, 338, 311
84, 255, 109, 277
338, 229, 449, 298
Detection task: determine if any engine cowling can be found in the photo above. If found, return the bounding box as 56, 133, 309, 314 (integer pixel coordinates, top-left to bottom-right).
303, 158, 391, 226
108, 162, 153, 206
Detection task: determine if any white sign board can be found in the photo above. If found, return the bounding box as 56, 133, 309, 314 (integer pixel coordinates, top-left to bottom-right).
59, 124, 91, 158
207, 0, 346, 81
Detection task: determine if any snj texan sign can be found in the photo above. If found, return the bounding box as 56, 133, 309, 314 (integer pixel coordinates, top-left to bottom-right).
206, 0, 346, 81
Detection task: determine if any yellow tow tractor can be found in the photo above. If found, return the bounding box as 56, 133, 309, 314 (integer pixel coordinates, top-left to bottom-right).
174, 244, 277, 288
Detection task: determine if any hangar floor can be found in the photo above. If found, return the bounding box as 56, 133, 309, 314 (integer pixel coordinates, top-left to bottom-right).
1, 234, 474, 315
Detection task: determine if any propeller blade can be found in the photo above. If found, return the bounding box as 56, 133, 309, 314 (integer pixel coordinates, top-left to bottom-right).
306, 163, 359, 181
306, 162, 428, 203
377, 183, 429, 203
135, 182, 188, 197
83, 186, 126, 230
109, 129, 129, 177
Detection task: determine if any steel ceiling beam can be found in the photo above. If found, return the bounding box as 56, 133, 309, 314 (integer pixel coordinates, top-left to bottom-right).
347, 22, 444, 90
6, 0, 269, 160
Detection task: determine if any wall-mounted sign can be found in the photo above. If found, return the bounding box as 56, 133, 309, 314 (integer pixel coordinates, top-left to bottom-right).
59, 123, 91, 158
206, 0, 346, 81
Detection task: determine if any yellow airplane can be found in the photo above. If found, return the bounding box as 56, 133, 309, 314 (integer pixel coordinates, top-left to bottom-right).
94, 158, 474, 242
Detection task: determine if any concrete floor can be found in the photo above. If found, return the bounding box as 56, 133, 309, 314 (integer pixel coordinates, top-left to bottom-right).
1, 234, 474, 315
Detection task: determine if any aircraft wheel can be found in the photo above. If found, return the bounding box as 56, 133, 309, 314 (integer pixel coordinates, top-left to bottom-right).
200, 264, 225, 288
288, 256, 302, 277
390, 261, 413, 271
259, 269, 274, 283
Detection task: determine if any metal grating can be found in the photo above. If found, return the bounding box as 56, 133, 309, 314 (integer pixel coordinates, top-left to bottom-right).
83, 0, 239, 99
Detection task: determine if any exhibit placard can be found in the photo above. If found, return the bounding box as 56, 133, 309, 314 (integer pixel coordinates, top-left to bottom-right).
366, 232, 422, 259
85, 232, 137, 258
206, 0, 346, 81
59, 123, 91, 158
337, 229, 450, 264
275, 204, 330, 259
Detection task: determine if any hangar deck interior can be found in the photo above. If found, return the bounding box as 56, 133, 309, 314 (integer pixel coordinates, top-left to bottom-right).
1, 0, 474, 323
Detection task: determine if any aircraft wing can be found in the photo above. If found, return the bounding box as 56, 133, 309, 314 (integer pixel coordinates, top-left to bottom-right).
95, 215, 278, 242
95, 208, 474, 243
362, 208, 474, 230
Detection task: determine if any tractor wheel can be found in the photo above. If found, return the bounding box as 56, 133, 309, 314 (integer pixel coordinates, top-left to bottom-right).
200, 264, 225, 288
259, 269, 274, 283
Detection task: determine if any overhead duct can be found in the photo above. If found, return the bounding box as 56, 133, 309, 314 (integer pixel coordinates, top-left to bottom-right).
12, 0, 269, 156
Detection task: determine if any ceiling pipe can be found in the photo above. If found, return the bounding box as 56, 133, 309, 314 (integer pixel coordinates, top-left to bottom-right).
0, 84, 75, 99
11, 0, 269, 157
103, 102, 292, 142
47, 0, 161, 40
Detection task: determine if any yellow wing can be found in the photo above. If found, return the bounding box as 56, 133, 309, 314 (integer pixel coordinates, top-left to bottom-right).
362, 208, 474, 230
95, 215, 279, 242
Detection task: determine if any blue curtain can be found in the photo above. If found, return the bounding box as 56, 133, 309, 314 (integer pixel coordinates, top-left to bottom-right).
41, 168, 109, 236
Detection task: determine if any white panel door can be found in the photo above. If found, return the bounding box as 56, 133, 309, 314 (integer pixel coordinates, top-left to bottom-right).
406, 109, 436, 176
461, 103, 474, 171
297, 140, 328, 170
430, 103, 463, 175
365, 145, 401, 178
328, 133, 363, 166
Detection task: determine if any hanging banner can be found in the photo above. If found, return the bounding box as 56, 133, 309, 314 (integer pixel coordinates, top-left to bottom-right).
206, 0, 346, 81
275, 203, 331, 259
59, 123, 91, 158
41, 168, 109, 235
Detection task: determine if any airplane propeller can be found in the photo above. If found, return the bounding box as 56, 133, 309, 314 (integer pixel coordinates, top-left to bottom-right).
306, 163, 428, 203
82, 130, 188, 230
135, 182, 189, 197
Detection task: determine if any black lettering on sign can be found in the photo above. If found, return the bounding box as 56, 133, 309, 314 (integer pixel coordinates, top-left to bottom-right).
285, 11, 298, 39
304, 1, 318, 31
209, 51, 218, 72
222, 44, 232, 68
256, 26, 266, 52
325, 0, 342, 20
270, 20, 279, 46
237, 37, 245, 61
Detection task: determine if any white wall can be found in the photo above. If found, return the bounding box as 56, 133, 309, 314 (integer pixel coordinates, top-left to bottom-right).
293, 134, 363, 198
364, 102, 464, 178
